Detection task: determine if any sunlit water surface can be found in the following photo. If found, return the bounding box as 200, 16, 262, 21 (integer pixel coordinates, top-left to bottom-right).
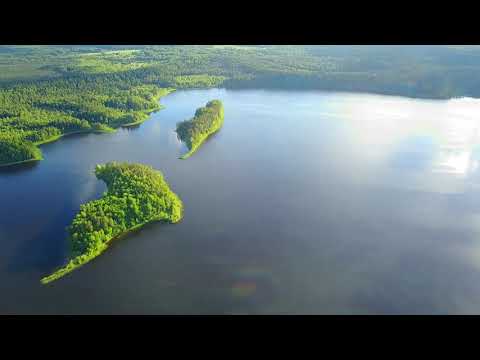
2, 89, 480, 314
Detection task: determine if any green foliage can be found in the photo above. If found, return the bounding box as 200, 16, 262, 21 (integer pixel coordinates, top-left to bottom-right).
91, 123, 115, 132
41, 162, 183, 284
173, 75, 227, 88
0, 137, 42, 165
4, 45, 480, 98
0, 76, 172, 165
176, 100, 224, 159
75, 51, 148, 74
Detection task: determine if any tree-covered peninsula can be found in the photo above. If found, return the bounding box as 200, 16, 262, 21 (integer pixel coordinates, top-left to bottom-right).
0, 84, 173, 167
41, 162, 183, 284
176, 100, 224, 159
0, 138, 43, 167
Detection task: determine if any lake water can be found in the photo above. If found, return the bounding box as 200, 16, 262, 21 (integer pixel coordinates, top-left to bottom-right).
2, 88, 480, 314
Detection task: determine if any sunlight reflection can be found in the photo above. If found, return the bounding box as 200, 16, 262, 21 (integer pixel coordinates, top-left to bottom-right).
339, 96, 480, 178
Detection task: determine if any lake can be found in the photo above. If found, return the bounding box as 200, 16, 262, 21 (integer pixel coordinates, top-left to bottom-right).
2, 88, 480, 314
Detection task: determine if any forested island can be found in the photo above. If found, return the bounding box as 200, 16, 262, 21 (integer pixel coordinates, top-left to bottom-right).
176, 100, 224, 159
41, 162, 183, 284
2, 45, 480, 167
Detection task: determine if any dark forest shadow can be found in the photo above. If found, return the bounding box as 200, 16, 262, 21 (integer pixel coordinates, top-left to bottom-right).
122, 124, 141, 131
0, 161, 39, 175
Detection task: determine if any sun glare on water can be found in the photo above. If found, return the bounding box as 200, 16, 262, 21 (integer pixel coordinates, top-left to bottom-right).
338, 96, 480, 178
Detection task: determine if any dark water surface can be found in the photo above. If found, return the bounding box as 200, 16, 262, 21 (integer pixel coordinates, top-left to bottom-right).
2, 89, 480, 314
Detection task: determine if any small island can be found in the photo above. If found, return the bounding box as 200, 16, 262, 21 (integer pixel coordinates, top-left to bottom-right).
41, 162, 183, 284
176, 100, 224, 159
0, 138, 43, 167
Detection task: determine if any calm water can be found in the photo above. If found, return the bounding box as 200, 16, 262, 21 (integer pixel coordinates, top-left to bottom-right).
2, 88, 480, 314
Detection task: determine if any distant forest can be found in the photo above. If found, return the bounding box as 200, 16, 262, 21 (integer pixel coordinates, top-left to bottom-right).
1, 45, 480, 165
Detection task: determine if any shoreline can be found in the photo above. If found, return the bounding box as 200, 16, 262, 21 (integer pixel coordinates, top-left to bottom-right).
120, 88, 175, 128
178, 127, 221, 159
0, 129, 115, 168
0, 157, 42, 168
120, 105, 165, 128
34, 128, 116, 146
40, 216, 176, 285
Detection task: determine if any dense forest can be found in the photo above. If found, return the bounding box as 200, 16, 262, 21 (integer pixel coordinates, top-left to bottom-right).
41, 162, 183, 284
0, 137, 42, 166
3, 45, 480, 95
176, 100, 224, 159
2, 45, 480, 166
